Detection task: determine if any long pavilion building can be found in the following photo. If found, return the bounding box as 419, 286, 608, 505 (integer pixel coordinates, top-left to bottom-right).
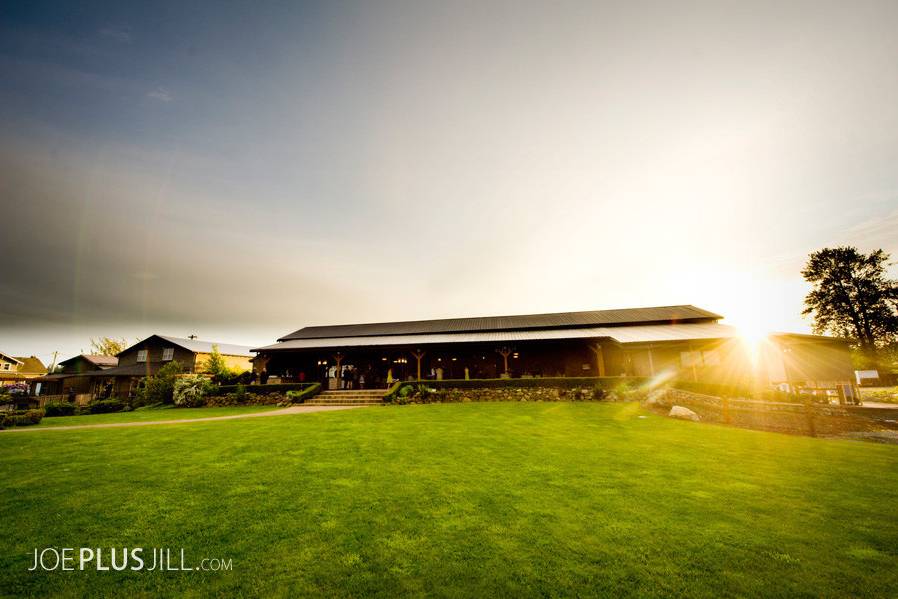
253, 305, 854, 392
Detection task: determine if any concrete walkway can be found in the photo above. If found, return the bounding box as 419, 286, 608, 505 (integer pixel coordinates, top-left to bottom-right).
0, 405, 363, 433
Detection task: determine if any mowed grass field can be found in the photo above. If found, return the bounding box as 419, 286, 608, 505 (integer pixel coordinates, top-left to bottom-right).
31, 405, 279, 428
1, 402, 897, 598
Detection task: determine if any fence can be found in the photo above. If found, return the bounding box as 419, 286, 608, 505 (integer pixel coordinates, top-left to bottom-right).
36, 393, 93, 407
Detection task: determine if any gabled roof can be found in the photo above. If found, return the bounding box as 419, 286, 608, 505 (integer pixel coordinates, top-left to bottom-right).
278, 305, 723, 341
0, 352, 23, 365
12, 356, 47, 374
120, 335, 254, 358
59, 354, 119, 369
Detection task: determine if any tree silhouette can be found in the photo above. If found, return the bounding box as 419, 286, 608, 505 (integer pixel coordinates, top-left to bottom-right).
802, 247, 898, 360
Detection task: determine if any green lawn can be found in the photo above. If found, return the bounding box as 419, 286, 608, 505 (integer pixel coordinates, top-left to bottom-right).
1, 402, 896, 597
32, 405, 279, 428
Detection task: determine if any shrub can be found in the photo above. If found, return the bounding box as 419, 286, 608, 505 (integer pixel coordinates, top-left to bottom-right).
88, 399, 125, 414
285, 383, 322, 404
234, 384, 247, 403
389, 384, 435, 405
0, 409, 44, 428
608, 382, 648, 402
136, 361, 184, 406
43, 401, 77, 417
173, 375, 213, 407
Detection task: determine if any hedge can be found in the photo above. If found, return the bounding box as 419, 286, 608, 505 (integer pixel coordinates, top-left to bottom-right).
285, 383, 322, 404
210, 383, 317, 397
384, 376, 648, 402
43, 401, 77, 417
0, 409, 44, 429
87, 399, 126, 414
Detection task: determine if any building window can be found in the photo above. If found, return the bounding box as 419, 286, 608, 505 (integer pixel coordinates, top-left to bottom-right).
162, 348, 174, 361
1, 363, 9, 371
137, 350, 148, 363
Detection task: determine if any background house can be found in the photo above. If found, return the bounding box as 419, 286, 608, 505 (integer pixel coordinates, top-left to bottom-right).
78, 335, 254, 400
0, 353, 47, 387
30, 354, 118, 397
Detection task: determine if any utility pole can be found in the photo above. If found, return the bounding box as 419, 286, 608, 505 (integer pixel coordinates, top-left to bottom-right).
48, 351, 59, 373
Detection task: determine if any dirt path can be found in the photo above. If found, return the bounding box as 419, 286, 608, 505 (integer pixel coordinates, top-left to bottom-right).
0, 405, 363, 433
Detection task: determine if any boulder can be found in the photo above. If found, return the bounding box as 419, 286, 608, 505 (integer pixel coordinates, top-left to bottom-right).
668, 406, 700, 422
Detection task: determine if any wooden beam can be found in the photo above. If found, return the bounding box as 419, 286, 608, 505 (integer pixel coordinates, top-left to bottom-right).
412, 350, 425, 381
496, 347, 512, 375
588, 342, 606, 377
333, 352, 344, 387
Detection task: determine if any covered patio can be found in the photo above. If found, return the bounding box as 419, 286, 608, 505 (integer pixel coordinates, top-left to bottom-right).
254, 314, 750, 390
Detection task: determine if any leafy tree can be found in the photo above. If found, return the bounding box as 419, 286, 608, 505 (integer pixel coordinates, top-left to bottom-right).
802, 247, 898, 362
136, 361, 183, 406
89, 336, 129, 356
205, 344, 236, 384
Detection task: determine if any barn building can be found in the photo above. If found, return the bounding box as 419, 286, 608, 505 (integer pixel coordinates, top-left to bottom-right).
254, 305, 853, 392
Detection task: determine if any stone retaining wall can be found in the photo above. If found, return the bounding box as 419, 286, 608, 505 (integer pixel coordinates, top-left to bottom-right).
205, 392, 288, 407
394, 385, 641, 404
651, 388, 891, 436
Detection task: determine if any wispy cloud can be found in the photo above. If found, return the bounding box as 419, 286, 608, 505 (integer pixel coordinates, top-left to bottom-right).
99, 27, 132, 43
845, 207, 898, 254
147, 87, 173, 102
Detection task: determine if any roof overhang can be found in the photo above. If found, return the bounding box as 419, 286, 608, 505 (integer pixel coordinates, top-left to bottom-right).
255, 322, 738, 352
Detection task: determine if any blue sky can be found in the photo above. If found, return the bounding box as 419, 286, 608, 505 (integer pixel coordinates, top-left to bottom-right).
2, 0, 898, 362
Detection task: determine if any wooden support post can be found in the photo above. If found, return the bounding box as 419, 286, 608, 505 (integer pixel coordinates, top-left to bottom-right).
333, 352, 344, 388
647, 346, 655, 376
412, 350, 425, 381
722, 397, 731, 424
588, 343, 606, 377
496, 347, 512, 375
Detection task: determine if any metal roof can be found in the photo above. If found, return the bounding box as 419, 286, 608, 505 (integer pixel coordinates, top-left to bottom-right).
279, 305, 722, 341
119, 335, 255, 358
157, 335, 255, 357
58, 354, 119, 368
257, 322, 738, 352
